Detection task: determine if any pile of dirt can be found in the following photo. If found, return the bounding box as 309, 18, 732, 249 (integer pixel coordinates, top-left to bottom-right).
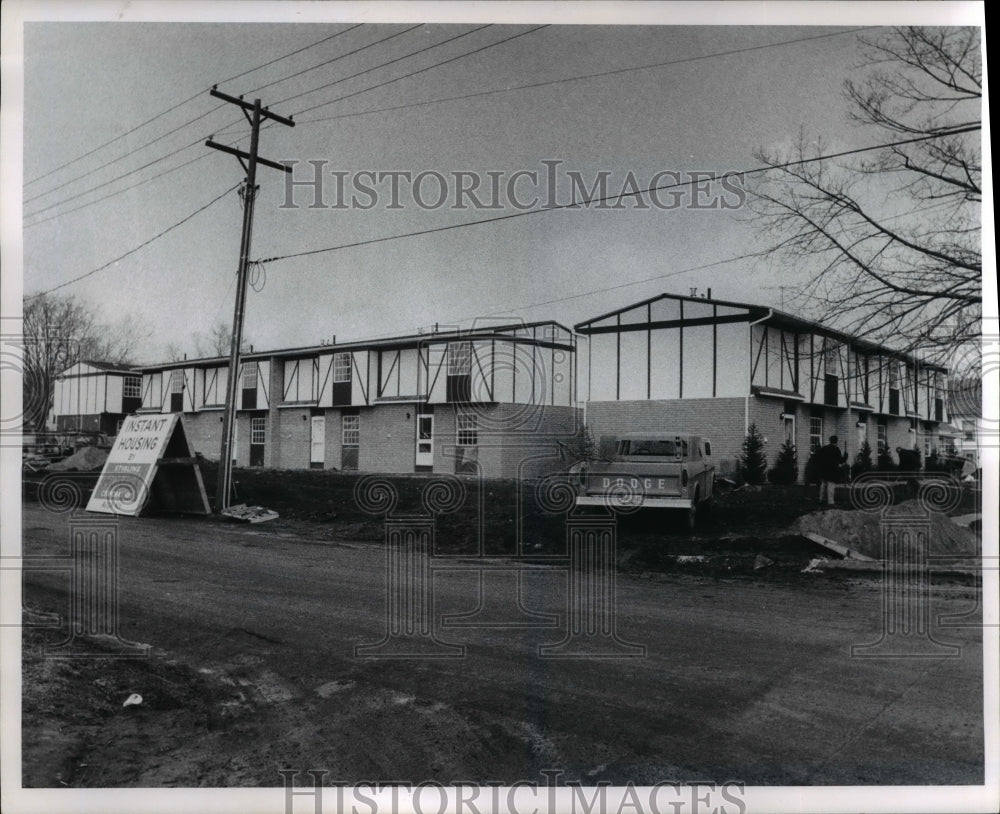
46, 445, 108, 472
788, 499, 978, 560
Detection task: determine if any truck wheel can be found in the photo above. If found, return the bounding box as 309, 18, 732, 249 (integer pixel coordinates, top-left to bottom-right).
687, 488, 700, 530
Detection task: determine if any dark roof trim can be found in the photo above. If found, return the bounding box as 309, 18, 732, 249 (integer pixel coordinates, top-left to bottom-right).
136, 321, 575, 373
575, 292, 948, 371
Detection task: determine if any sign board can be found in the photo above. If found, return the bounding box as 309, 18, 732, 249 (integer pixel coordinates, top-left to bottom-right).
87, 414, 210, 516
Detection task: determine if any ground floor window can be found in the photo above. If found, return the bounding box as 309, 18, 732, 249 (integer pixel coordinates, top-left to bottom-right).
342, 414, 360, 446
809, 416, 822, 453
250, 416, 266, 467
341, 413, 359, 470
456, 411, 478, 446
877, 420, 888, 453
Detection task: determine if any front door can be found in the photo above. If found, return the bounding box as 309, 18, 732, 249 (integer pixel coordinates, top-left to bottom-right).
416, 413, 434, 468
310, 415, 325, 469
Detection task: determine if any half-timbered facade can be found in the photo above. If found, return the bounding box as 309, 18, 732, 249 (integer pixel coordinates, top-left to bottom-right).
132, 322, 580, 478
51, 361, 142, 434
576, 292, 949, 480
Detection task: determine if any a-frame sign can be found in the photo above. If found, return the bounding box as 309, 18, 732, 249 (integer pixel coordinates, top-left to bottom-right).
87, 414, 210, 516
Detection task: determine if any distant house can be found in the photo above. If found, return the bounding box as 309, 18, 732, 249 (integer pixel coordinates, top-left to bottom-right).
575, 292, 951, 481
948, 377, 983, 465
51, 361, 142, 435
129, 322, 580, 479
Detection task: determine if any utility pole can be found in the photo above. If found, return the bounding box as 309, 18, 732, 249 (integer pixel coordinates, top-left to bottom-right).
206, 86, 294, 511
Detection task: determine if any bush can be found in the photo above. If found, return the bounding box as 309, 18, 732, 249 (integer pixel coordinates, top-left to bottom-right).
740, 423, 768, 485
877, 448, 896, 471
852, 440, 874, 479
897, 446, 922, 471
561, 425, 597, 464
768, 440, 798, 484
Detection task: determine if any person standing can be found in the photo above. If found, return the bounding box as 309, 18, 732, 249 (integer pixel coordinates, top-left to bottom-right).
817, 435, 848, 506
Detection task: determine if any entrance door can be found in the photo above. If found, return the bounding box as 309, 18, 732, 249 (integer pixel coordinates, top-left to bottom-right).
415, 413, 434, 468
310, 415, 325, 469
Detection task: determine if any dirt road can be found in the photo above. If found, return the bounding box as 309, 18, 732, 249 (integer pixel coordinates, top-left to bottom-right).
20, 505, 984, 787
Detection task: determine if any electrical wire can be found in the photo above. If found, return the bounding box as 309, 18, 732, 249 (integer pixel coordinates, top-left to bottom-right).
24, 24, 364, 189
258, 124, 981, 266
26, 182, 242, 299
276, 24, 488, 108
241, 24, 423, 99
297, 26, 870, 124
296, 25, 548, 117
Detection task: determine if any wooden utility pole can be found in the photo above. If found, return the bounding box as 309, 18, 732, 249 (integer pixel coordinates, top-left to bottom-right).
206, 87, 294, 511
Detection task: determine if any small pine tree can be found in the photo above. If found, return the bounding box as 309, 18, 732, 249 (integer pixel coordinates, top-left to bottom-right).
877, 447, 896, 471
852, 440, 874, 479
740, 423, 768, 485
768, 440, 798, 484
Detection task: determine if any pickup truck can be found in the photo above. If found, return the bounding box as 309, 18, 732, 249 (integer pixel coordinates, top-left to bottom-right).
569, 433, 715, 529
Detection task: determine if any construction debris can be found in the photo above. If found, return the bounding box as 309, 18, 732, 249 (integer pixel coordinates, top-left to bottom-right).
46, 445, 108, 472
802, 532, 877, 562
221, 504, 279, 524
788, 500, 977, 561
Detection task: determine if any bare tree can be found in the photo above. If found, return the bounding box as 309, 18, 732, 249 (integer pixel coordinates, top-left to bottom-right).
22, 293, 148, 431
749, 26, 981, 369
194, 320, 233, 358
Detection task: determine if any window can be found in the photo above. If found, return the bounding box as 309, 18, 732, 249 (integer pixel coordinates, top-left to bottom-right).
342, 414, 359, 446
809, 416, 823, 453
241, 362, 258, 409
169, 371, 184, 412
877, 421, 888, 453
251, 416, 266, 445
123, 375, 141, 399
242, 362, 258, 389
456, 411, 478, 446
333, 353, 352, 383
447, 342, 472, 376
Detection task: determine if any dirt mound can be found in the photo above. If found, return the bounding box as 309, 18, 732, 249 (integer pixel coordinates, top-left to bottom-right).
47, 445, 108, 472
788, 499, 978, 560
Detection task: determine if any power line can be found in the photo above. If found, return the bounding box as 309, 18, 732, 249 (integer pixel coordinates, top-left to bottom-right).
26, 182, 241, 299
23, 135, 207, 220
296, 25, 548, 117
24, 24, 364, 189
258, 124, 981, 266
242, 24, 422, 100
23, 146, 226, 229
23, 25, 430, 218
22, 25, 517, 222
276, 24, 486, 108
298, 26, 869, 124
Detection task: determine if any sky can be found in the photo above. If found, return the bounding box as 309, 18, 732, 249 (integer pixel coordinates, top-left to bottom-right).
5, 1, 988, 364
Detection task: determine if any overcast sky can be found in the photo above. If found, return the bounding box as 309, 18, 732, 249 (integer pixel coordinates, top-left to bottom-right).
8, 2, 986, 363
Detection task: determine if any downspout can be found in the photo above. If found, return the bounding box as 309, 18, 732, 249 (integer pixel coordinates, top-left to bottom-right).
746, 309, 774, 433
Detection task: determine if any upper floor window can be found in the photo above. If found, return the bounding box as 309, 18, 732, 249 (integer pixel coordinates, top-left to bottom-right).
448, 342, 472, 376
123, 375, 141, 399
333, 353, 352, 384
242, 362, 258, 390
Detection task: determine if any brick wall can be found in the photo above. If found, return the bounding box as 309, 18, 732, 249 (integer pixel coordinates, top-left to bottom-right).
586, 398, 748, 477
180, 412, 224, 460
360, 403, 417, 474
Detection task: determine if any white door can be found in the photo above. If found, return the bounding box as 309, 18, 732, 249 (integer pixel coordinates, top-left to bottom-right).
310, 415, 325, 466
415, 414, 434, 467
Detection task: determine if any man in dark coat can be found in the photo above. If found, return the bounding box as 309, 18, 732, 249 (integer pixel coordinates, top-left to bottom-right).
817, 435, 848, 506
